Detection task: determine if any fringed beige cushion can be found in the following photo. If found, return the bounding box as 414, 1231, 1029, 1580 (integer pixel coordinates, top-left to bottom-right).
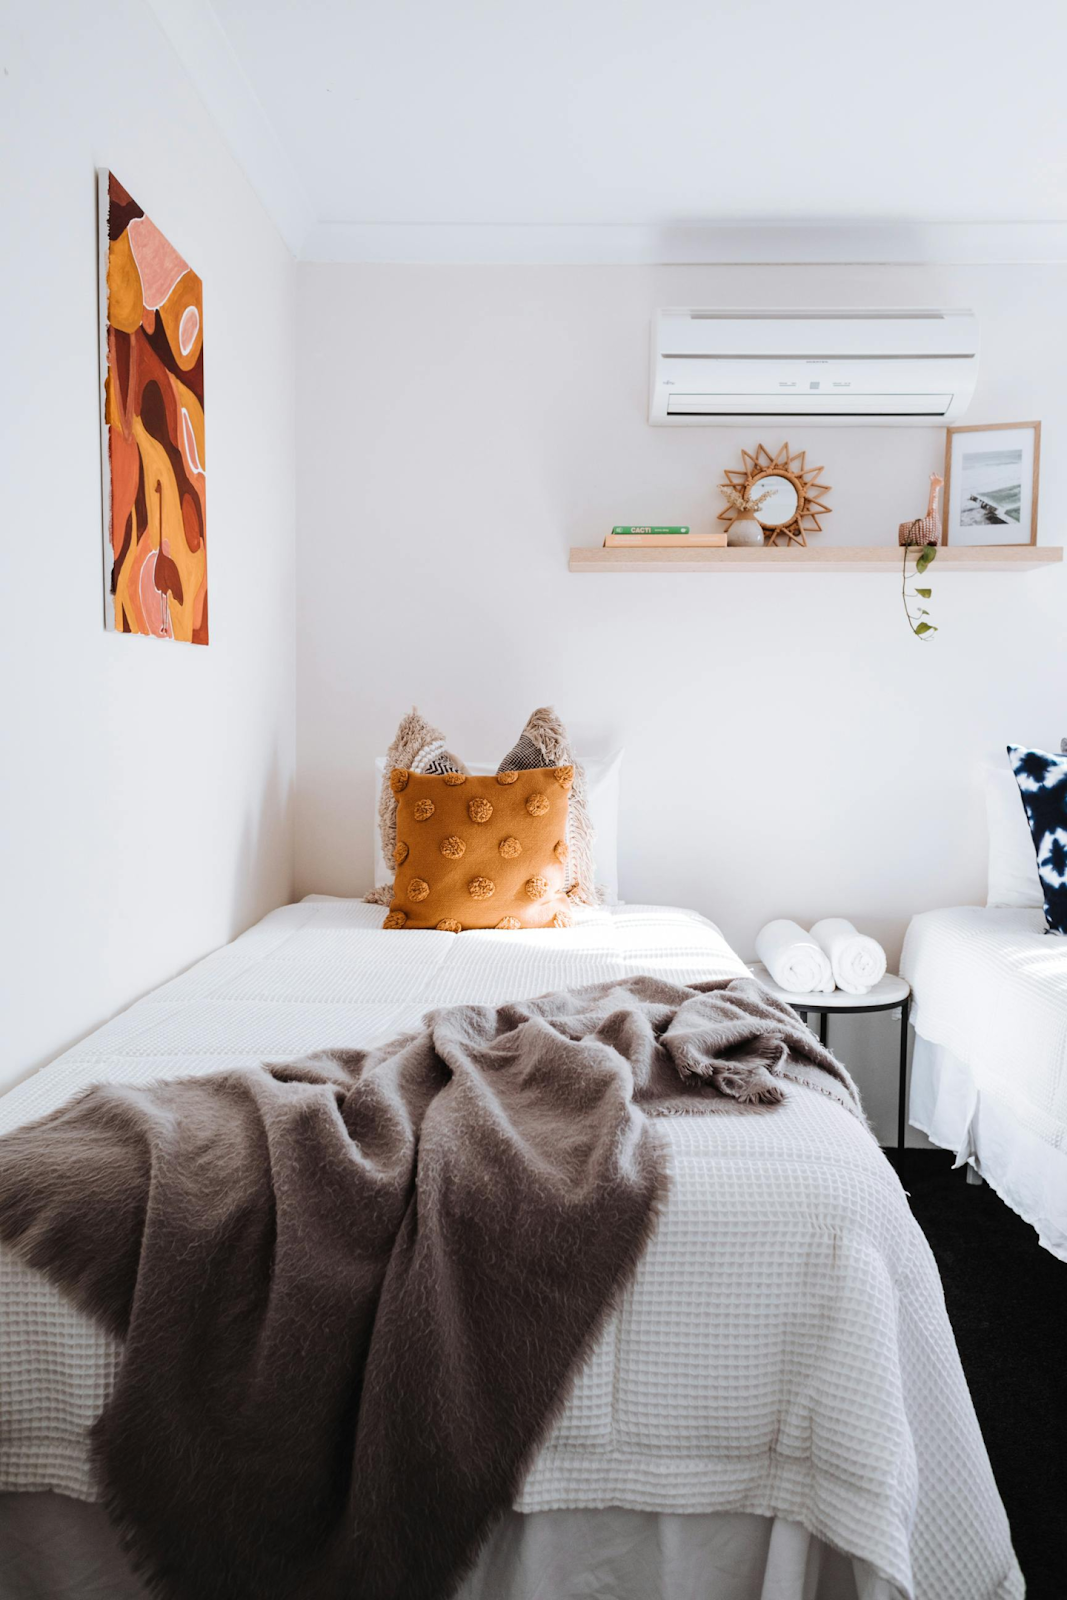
497, 707, 598, 907
369, 709, 468, 905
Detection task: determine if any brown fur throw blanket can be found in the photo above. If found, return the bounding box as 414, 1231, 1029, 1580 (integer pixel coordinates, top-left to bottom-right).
0, 976, 861, 1600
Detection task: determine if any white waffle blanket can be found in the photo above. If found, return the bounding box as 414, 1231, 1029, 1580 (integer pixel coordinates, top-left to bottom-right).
0, 899, 1021, 1600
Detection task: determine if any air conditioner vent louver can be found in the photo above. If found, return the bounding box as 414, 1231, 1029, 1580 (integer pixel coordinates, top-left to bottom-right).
650, 308, 979, 428
662, 352, 975, 361
689, 309, 947, 321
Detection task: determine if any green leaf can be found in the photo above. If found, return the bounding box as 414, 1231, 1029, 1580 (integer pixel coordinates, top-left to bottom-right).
915, 587, 932, 598
916, 545, 938, 574
914, 622, 938, 635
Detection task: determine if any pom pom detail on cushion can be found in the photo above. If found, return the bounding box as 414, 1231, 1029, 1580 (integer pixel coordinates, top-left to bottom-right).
382, 910, 407, 929
495, 917, 521, 929
526, 793, 549, 818
550, 911, 572, 929
553, 766, 574, 789
468, 797, 494, 823
394, 841, 409, 867
385, 765, 572, 929
375, 709, 468, 890
372, 703, 600, 912
553, 840, 568, 864
436, 919, 463, 933
495, 706, 598, 906
390, 769, 410, 794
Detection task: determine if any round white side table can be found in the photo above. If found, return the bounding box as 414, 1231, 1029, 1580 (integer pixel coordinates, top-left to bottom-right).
748, 964, 912, 1148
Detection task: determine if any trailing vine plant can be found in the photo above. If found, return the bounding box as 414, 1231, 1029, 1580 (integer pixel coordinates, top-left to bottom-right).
902, 542, 938, 638
899, 473, 942, 639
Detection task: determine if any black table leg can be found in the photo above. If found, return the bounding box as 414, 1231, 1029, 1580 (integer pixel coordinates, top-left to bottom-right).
898, 996, 910, 1149
818, 1009, 828, 1048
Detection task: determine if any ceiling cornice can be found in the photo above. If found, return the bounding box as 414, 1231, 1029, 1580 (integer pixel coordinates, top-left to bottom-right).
145, 0, 314, 256
140, 2, 1067, 269
301, 221, 1067, 267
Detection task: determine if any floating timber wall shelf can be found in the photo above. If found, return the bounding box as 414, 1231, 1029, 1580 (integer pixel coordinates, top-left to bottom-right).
569, 545, 1063, 574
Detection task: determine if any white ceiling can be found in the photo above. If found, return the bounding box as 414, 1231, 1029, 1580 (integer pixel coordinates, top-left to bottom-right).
152, 0, 1067, 260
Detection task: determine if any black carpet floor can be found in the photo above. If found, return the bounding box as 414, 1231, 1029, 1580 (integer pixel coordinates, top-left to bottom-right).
886, 1150, 1067, 1599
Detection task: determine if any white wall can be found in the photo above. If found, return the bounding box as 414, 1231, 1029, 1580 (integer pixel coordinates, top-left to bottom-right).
0, 2, 297, 1091
294, 263, 1066, 952
295, 262, 1066, 1141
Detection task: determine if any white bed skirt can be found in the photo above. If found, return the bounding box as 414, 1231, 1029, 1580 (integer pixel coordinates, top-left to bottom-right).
910, 1032, 1067, 1262
0, 1495, 894, 1600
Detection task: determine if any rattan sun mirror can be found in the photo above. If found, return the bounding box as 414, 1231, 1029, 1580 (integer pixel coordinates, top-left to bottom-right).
718, 444, 832, 547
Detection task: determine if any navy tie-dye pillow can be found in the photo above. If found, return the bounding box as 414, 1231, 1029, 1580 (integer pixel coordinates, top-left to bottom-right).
1008, 745, 1067, 935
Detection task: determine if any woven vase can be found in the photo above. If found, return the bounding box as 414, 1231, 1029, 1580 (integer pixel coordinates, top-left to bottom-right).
899, 514, 940, 547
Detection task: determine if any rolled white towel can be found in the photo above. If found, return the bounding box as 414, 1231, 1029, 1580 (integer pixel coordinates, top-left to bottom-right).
809, 918, 887, 995
754, 919, 834, 994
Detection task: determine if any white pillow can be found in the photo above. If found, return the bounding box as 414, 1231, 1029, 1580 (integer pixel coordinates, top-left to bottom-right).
986, 764, 1041, 907
373, 751, 623, 903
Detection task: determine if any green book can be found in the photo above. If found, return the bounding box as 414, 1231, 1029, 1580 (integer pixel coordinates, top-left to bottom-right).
611, 525, 690, 536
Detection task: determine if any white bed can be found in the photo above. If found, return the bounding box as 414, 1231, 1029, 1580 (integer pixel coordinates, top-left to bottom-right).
0, 898, 1022, 1600
901, 902, 1067, 1261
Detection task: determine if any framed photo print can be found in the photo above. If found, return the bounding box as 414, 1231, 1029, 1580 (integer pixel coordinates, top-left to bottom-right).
943, 421, 1040, 546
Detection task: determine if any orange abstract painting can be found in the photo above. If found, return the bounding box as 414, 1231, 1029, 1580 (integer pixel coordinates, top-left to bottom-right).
98, 172, 207, 644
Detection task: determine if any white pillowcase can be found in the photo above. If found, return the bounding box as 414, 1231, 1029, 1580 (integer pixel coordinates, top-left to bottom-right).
986, 764, 1041, 908
373, 751, 624, 903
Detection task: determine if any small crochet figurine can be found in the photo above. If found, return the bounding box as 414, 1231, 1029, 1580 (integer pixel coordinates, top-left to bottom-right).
899, 473, 943, 546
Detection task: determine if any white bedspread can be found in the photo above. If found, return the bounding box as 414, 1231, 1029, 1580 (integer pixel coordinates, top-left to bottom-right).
902, 905, 1067, 1155
901, 904, 1067, 1261
0, 899, 1021, 1600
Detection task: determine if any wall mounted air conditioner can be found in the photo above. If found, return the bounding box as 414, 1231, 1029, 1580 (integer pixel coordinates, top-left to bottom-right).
649, 308, 979, 425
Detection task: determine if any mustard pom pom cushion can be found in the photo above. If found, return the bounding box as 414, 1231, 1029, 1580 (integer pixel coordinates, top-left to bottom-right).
384, 770, 572, 930
376, 705, 600, 908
